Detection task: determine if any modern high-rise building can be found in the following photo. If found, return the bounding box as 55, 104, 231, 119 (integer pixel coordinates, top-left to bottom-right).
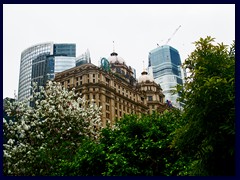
18, 42, 76, 102
53, 44, 76, 57
76, 49, 91, 66
148, 45, 185, 108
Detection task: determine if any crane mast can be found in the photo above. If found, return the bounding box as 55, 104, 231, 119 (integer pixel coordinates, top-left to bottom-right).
165, 25, 181, 45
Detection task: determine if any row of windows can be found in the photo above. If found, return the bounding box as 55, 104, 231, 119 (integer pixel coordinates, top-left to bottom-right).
22, 48, 51, 59
20, 60, 32, 69
84, 92, 138, 110
106, 106, 137, 118
19, 77, 31, 89
68, 74, 137, 99
142, 86, 157, 91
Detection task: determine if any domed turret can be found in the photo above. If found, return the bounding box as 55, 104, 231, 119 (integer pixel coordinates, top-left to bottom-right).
108, 52, 126, 64
138, 70, 154, 83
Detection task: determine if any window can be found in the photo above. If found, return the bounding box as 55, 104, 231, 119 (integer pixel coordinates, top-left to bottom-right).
106, 96, 110, 103
106, 113, 110, 119
148, 96, 153, 101
106, 78, 110, 86
106, 105, 110, 111
159, 97, 163, 102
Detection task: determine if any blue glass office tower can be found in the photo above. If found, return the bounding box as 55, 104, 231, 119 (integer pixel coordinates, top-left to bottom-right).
54, 44, 76, 57
148, 45, 185, 108
18, 42, 76, 102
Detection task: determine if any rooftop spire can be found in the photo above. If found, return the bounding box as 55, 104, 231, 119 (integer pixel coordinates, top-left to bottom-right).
110, 41, 118, 56
113, 41, 115, 52
142, 60, 148, 75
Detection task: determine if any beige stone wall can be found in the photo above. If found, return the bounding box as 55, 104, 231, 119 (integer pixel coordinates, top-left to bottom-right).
54, 63, 167, 127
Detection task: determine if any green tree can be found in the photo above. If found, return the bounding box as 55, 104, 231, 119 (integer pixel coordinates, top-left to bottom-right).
3, 81, 102, 175
173, 37, 235, 175
60, 110, 188, 176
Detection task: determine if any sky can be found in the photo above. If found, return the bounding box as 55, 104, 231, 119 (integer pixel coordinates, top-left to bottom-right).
3, 4, 235, 99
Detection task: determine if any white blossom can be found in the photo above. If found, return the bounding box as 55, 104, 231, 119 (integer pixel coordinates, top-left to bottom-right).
7, 139, 14, 145
3, 80, 103, 175
22, 124, 29, 131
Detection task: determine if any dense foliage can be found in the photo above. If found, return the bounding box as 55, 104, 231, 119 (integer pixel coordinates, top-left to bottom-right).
173, 36, 235, 175
58, 110, 187, 176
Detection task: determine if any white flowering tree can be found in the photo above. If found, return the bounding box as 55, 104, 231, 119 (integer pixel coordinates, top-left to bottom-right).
3, 81, 102, 175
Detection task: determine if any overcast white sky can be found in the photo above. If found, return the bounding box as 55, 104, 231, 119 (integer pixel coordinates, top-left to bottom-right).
3, 4, 235, 99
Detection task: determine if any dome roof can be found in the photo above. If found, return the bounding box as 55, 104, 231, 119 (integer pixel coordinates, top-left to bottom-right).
108, 52, 126, 64
138, 71, 154, 83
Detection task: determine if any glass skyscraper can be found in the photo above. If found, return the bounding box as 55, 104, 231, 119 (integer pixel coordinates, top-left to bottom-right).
53, 44, 76, 57
76, 49, 91, 66
148, 45, 185, 108
18, 42, 76, 102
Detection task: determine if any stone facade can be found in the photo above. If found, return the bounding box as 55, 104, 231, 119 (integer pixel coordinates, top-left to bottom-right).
54, 52, 168, 126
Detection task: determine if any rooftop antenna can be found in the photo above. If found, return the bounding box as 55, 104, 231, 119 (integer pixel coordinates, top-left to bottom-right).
142, 60, 148, 75
142, 60, 147, 72
113, 41, 115, 52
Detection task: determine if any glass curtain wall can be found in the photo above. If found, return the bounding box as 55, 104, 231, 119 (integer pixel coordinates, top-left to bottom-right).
18, 42, 53, 102
148, 45, 184, 108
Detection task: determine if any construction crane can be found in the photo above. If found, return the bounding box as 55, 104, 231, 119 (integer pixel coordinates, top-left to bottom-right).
165, 25, 181, 45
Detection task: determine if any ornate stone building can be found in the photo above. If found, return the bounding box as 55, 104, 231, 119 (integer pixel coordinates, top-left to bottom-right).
54, 51, 167, 126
